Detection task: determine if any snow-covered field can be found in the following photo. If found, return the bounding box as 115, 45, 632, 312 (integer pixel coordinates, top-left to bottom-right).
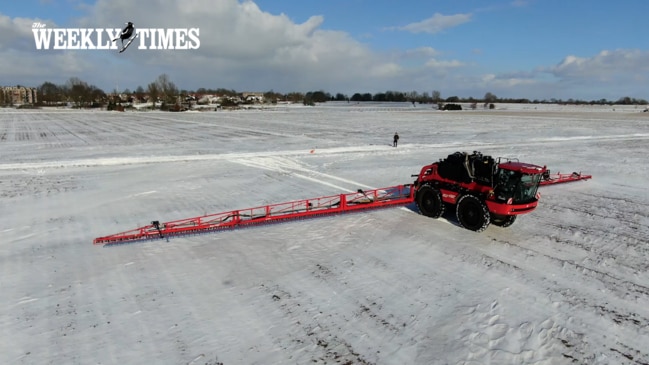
1, 103, 648, 364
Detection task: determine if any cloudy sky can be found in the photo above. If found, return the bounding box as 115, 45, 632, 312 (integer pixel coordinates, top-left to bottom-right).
2, 0, 648, 100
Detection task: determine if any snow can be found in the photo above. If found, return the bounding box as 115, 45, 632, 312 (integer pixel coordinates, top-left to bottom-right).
1, 103, 648, 364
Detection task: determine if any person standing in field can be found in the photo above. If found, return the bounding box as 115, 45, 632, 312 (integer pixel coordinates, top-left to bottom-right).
393, 132, 399, 147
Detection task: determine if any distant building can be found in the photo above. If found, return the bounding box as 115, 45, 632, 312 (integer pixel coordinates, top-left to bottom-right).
197, 94, 221, 104
242, 92, 264, 103
1, 86, 38, 105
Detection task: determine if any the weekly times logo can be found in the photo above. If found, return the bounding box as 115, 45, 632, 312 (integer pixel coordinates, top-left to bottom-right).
31, 22, 200, 51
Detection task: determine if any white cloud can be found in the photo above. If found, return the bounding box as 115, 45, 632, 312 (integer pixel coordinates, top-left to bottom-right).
369, 63, 402, 78
549, 49, 649, 81
467, 50, 649, 100
78, 0, 326, 60
64, 0, 406, 92
424, 58, 463, 69
390, 13, 472, 34
402, 47, 439, 58
0, 13, 56, 51
0, 1, 394, 92
0, 48, 94, 81
490, 77, 537, 88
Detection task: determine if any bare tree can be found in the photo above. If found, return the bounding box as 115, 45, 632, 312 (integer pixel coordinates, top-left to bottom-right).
152, 74, 179, 108
38, 81, 63, 105
484, 92, 497, 103
432, 90, 441, 103
69, 78, 106, 107
147, 82, 159, 108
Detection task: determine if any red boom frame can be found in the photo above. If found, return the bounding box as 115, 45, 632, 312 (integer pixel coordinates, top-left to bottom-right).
93, 185, 414, 245
540, 171, 592, 185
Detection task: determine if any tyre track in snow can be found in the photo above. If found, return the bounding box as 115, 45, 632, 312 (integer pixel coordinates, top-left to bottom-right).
0, 146, 389, 171
476, 241, 649, 364
3, 131, 649, 171
408, 219, 649, 364
410, 230, 599, 363
480, 185, 649, 360
48, 116, 91, 145
252, 215, 587, 364
535, 191, 649, 292
146, 113, 286, 136
229, 155, 376, 193
470, 190, 649, 364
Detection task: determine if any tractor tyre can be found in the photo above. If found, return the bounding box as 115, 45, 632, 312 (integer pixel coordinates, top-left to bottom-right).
490, 214, 517, 228
456, 194, 490, 232
416, 185, 445, 218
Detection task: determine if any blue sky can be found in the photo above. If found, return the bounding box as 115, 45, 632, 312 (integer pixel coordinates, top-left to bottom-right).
1, 0, 648, 101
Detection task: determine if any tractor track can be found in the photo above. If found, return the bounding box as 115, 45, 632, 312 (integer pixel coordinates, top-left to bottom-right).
50, 118, 91, 145
453, 234, 649, 364
257, 281, 377, 365
253, 229, 598, 364
537, 191, 649, 270
481, 232, 649, 312
486, 193, 649, 295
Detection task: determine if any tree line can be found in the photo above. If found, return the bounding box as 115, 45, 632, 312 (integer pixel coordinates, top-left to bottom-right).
20, 74, 649, 109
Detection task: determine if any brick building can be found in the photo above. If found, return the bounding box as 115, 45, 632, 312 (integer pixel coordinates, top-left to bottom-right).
1, 86, 38, 105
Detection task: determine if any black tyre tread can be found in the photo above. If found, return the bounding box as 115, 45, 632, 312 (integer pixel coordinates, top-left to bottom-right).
456, 194, 490, 232
416, 185, 445, 218
490, 214, 517, 228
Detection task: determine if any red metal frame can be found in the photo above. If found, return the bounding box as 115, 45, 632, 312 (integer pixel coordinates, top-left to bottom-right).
93, 184, 414, 245
540, 172, 592, 186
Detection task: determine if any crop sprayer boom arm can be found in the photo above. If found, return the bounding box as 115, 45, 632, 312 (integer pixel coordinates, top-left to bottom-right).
93, 184, 415, 245
540, 171, 592, 185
